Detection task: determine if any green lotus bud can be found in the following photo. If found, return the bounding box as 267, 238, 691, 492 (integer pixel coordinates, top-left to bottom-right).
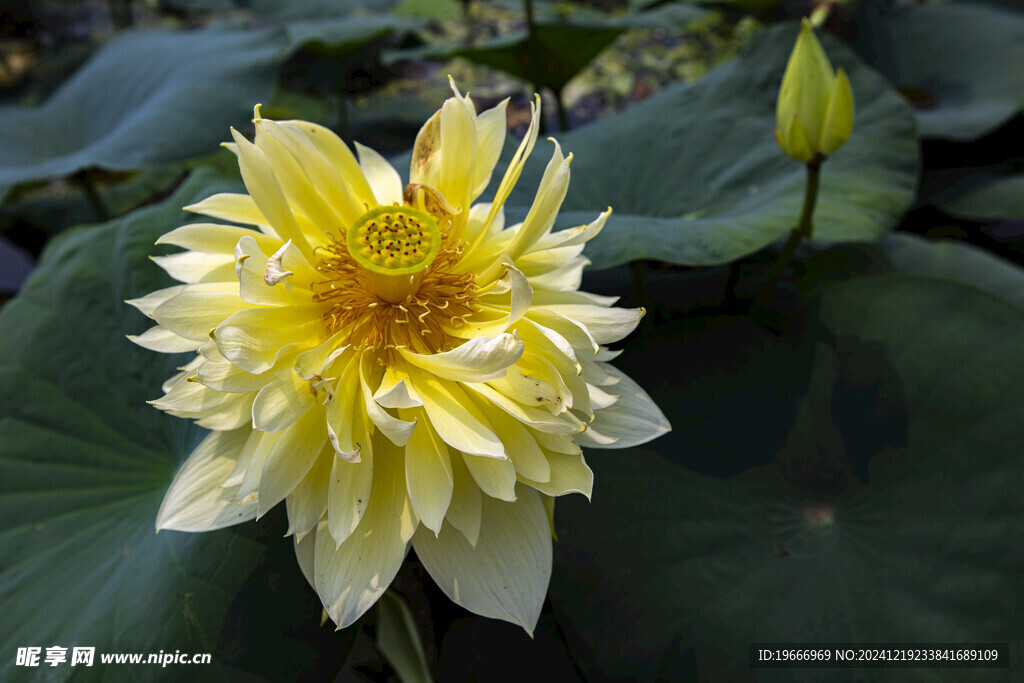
775, 19, 855, 163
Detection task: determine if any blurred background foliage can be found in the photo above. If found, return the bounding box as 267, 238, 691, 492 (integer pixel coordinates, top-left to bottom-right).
0, 0, 1022, 681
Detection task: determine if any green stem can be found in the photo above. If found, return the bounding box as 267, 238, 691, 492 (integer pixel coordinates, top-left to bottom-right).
524, 0, 535, 33
631, 260, 652, 319
108, 0, 133, 29
336, 94, 351, 143
461, 0, 474, 46
796, 158, 822, 240
535, 84, 548, 136
553, 87, 570, 132
751, 158, 822, 310
75, 170, 110, 222
722, 260, 740, 312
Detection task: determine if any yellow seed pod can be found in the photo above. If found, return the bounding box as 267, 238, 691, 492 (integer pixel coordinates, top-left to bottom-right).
347, 205, 442, 303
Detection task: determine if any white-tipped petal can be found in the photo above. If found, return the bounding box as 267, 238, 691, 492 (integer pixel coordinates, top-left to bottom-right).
581, 368, 670, 449
257, 406, 328, 517
466, 382, 580, 436
484, 407, 550, 483
537, 304, 643, 345
325, 354, 361, 458
230, 128, 314, 261
152, 251, 234, 284
482, 140, 571, 281
482, 94, 541, 235
359, 355, 416, 447
527, 308, 599, 355
414, 375, 506, 458
157, 222, 278, 254
456, 262, 532, 338
255, 119, 345, 232
156, 428, 255, 532
445, 449, 482, 546
373, 363, 423, 409
185, 193, 270, 228
521, 451, 593, 499
195, 355, 276, 393
461, 452, 517, 502
150, 374, 237, 413
471, 99, 509, 199
286, 448, 332, 540
294, 521, 319, 588
128, 325, 202, 353
235, 430, 282, 501
252, 369, 315, 432
402, 408, 454, 535
327, 441, 374, 547
315, 440, 416, 629
399, 333, 523, 383
126, 284, 187, 317
151, 283, 249, 342
412, 487, 550, 634
531, 208, 609, 252
532, 429, 582, 455
356, 141, 404, 206
437, 94, 477, 219
195, 391, 257, 430
214, 305, 326, 374
586, 381, 619, 411
279, 119, 376, 212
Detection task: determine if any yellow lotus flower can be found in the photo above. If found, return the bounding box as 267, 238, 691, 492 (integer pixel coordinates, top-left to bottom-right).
130, 79, 669, 633
775, 19, 855, 163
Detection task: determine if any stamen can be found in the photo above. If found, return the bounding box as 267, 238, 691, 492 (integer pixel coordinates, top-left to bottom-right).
311, 233, 477, 358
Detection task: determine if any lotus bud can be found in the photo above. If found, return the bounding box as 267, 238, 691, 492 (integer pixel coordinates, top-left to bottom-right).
775, 19, 855, 163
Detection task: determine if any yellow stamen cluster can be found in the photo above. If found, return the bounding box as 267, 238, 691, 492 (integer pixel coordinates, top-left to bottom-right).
313, 234, 476, 357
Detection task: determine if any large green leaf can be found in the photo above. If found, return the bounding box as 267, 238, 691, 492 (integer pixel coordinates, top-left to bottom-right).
631, 0, 780, 13
387, 20, 621, 95
284, 14, 425, 55
0, 171, 276, 680
159, 0, 237, 11
932, 174, 1024, 221
918, 165, 1024, 222
503, 22, 918, 269
803, 233, 1024, 308
385, 3, 706, 94
0, 165, 188, 237
248, 0, 402, 17
162, 0, 402, 16
550, 262, 1024, 679
853, 3, 1024, 141
0, 28, 289, 206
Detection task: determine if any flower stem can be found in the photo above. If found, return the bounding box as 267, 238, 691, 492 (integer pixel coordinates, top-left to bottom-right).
631, 260, 650, 313
108, 0, 133, 29
460, 0, 474, 46
722, 260, 740, 312
553, 86, 570, 132
75, 169, 110, 222
524, 0, 535, 32
751, 158, 822, 311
